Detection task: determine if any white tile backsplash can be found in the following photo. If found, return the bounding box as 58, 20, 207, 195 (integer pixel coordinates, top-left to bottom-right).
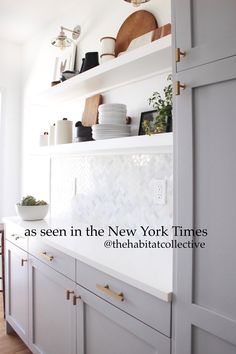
50, 153, 173, 229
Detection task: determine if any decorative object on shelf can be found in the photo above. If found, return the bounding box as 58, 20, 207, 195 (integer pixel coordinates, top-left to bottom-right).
100, 53, 115, 63
61, 70, 78, 81
51, 25, 81, 50
55, 118, 73, 144
51, 80, 61, 86
152, 23, 171, 42
126, 23, 171, 53
98, 103, 127, 125
81, 52, 99, 72
139, 110, 158, 135
52, 43, 76, 81
93, 103, 131, 140
15, 195, 49, 221
82, 94, 103, 127
100, 37, 116, 56
75, 121, 93, 142
139, 75, 173, 135
49, 124, 55, 145
79, 58, 85, 73
39, 132, 49, 146
124, 0, 151, 7
127, 30, 154, 52
115, 10, 158, 56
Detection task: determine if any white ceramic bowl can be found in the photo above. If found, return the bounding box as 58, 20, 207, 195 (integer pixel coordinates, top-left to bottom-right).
99, 111, 126, 119
15, 204, 49, 221
99, 117, 126, 125
98, 103, 127, 113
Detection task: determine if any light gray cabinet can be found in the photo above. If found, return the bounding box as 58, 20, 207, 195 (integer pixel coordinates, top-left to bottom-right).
75, 284, 170, 354
173, 56, 236, 353
5, 240, 29, 344
5, 231, 171, 354
174, 0, 236, 71
28, 256, 76, 354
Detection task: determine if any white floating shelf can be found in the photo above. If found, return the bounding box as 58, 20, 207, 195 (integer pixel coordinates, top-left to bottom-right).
36, 35, 172, 104
33, 133, 173, 156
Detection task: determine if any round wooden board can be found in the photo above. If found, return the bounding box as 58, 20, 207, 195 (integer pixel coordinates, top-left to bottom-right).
115, 10, 158, 56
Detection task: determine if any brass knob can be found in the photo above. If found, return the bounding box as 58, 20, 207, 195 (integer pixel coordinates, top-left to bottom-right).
21, 259, 28, 267
176, 48, 186, 63
175, 81, 186, 96
73, 294, 81, 305
66, 290, 74, 300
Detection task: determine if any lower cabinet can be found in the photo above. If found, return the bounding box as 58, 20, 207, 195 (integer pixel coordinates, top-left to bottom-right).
5, 238, 171, 354
76, 284, 170, 354
28, 256, 76, 354
5, 241, 29, 344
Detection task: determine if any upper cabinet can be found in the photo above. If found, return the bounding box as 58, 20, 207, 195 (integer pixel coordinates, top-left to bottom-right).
174, 0, 236, 72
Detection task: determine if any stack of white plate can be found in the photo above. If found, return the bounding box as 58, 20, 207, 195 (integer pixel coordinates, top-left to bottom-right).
93, 103, 130, 140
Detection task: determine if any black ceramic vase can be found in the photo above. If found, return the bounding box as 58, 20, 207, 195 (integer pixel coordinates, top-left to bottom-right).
166, 115, 172, 133
81, 52, 99, 72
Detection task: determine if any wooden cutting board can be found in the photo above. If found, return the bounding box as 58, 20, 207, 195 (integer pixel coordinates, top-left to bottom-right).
82, 94, 103, 127
115, 10, 158, 57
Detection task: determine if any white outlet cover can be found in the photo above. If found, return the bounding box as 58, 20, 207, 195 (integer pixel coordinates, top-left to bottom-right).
151, 179, 166, 205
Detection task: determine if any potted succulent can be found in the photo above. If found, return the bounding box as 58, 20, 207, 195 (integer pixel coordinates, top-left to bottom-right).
143, 75, 173, 135
15, 195, 49, 221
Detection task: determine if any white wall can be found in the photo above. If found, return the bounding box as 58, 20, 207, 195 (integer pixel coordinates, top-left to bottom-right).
19, 0, 173, 283
0, 39, 22, 218
21, 0, 171, 195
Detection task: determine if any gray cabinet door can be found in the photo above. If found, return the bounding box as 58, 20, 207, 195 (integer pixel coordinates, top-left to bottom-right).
28, 256, 76, 354
173, 0, 236, 71
76, 284, 170, 354
5, 241, 29, 344
173, 57, 236, 354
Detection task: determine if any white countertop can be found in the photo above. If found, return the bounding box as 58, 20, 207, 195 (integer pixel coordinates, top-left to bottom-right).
3, 216, 173, 302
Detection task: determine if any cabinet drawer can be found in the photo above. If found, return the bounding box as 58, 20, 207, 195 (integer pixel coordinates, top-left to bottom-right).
5, 223, 28, 251
29, 239, 75, 281
76, 283, 171, 354
76, 261, 171, 337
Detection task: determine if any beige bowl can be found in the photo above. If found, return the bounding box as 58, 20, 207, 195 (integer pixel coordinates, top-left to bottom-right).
15, 204, 49, 221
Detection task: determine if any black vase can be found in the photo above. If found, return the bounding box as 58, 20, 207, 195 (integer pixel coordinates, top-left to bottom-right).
166, 115, 172, 133
79, 58, 85, 73
82, 52, 99, 72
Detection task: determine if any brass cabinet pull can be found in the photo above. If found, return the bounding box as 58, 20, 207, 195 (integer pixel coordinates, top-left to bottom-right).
40, 251, 54, 262
175, 81, 186, 96
12, 234, 24, 241
73, 294, 81, 305
21, 259, 28, 267
96, 284, 124, 302
176, 48, 186, 63
66, 290, 74, 300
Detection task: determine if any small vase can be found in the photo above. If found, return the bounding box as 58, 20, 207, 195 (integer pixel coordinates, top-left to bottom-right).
82, 52, 99, 72
79, 58, 85, 73
166, 115, 172, 132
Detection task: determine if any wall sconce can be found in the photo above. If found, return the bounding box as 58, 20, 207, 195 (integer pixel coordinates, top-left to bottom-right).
51, 25, 81, 50
124, 0, 151, 7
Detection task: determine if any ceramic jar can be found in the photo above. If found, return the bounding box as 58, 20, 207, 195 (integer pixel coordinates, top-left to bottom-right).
100, 37, 116, 56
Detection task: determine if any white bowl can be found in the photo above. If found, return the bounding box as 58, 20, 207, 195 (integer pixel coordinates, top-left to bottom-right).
15, 204, 49, 221
99, 111, 127, 119
98, 103, 127, 113
99, 117, 126, 125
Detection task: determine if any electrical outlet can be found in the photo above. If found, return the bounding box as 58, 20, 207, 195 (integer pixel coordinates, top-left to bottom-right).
155, 179, 166, 205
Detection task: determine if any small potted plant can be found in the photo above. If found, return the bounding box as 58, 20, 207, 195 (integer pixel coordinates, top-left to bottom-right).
15, 195, 49, 221
143, 75, 173, 135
